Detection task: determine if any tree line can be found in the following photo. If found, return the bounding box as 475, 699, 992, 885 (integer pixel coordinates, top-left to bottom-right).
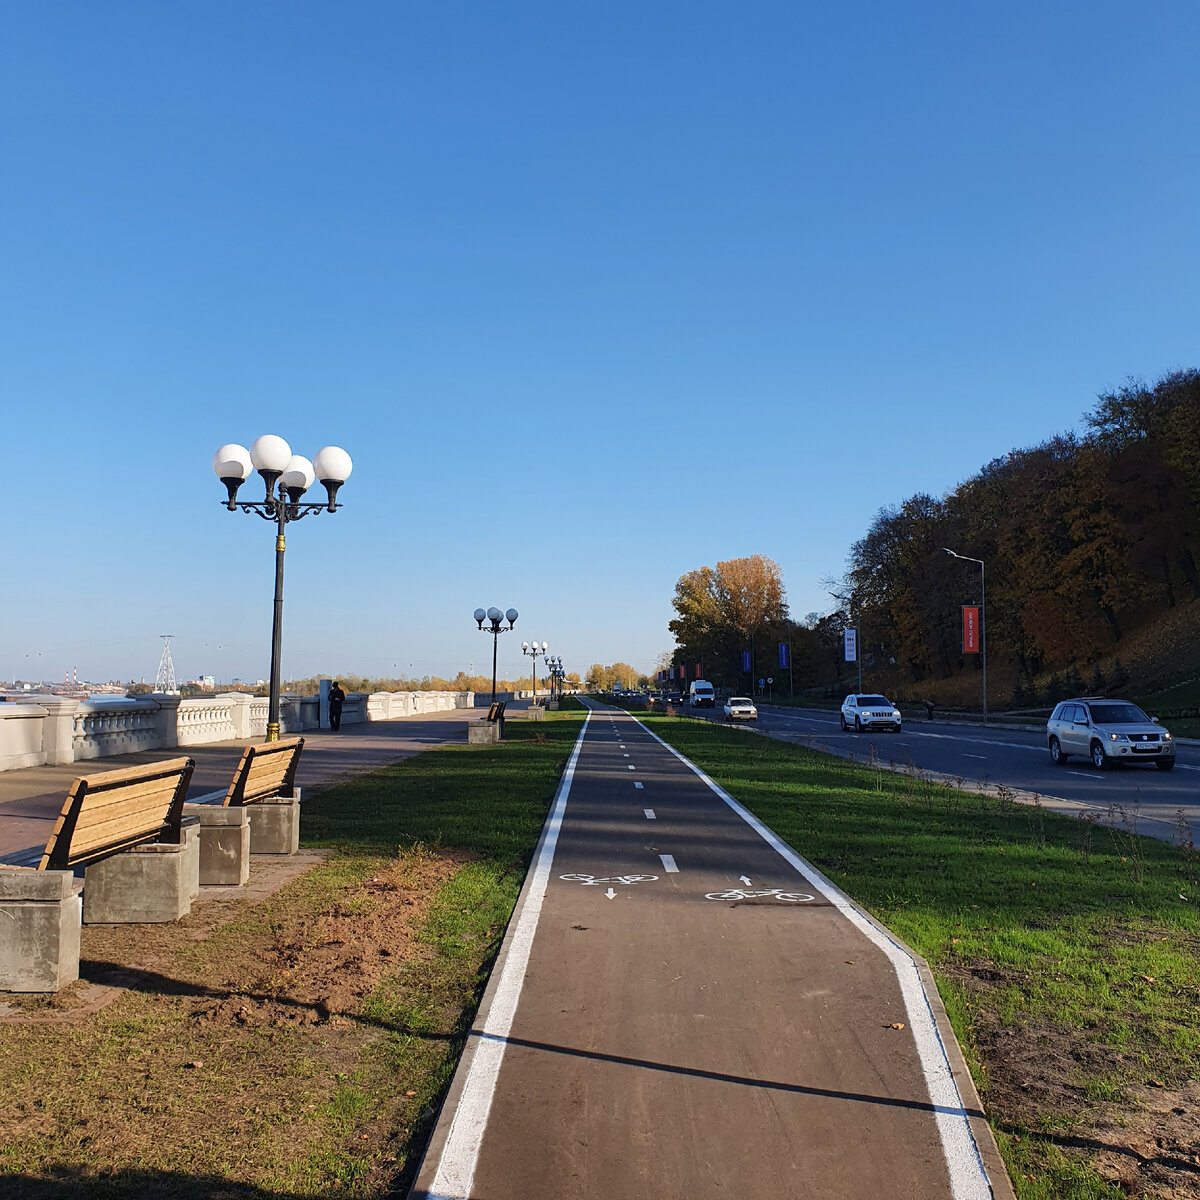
667, 370, 1200, 704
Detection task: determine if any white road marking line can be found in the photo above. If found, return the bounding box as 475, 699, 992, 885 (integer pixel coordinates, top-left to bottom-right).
645, 809, 656, 819
628, 765, 636, 770
1068, 771, 1099, 779
634, 782, 644, 789
659, 853, 678, 872
962, 753, 987, 759
424, 713, 591, 1199
623, 754, 629, 758
634, 715, 995, 1200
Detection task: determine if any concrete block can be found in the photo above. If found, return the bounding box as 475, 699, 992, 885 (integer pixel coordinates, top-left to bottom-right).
246, 794, 301, 855
468, 722, 501, 745
0, 875, 82, 992
82, 834, 199, 924
526, 706, 546, 721
183, 804, 251, 886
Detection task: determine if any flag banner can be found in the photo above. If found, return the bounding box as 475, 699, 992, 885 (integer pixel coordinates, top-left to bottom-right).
695, 663, 702, 678
742, 650, 752, 672
778, 642, 789, 668
844, 629, 857, 662
962, 606, 980, 653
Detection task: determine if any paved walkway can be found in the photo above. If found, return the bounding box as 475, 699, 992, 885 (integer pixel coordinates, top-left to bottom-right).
412, 702, 1011, 1199
0, 709, 485, 864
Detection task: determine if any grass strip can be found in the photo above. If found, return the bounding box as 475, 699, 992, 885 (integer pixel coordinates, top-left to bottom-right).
636, 713, 1200, 1200
0, 713, 585, 1198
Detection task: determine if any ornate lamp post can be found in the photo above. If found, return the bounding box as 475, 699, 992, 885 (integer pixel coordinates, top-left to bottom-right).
944, 548, 987, 726
547, 655, 565, 701
474, 607, 518, 704
522, 639, 548, 705
213, 436, 352, 742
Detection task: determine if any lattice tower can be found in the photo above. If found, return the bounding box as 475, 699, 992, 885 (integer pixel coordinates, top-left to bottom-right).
155, 635, 178, 694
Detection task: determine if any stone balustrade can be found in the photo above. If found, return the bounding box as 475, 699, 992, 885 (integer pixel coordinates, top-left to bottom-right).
0, 687, 474, 772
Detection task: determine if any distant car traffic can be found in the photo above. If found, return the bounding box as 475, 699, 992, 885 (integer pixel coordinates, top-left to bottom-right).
1046, 698, 1174, 770
723, 696, 758, 722
840, 694, 902, 732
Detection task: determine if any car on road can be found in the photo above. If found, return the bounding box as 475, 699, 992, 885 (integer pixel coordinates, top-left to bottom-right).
723, 696, 758, 722
840, 694, 902, 732
689, 679, 716, 707
1046, 698, 1175, 770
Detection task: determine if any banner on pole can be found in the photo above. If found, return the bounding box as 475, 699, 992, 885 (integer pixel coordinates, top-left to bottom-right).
962, 606, 980, 653
742, 650, 752, 672
778, 642, 789, 669
695, 663, 702, 679
843, 629, 857, 662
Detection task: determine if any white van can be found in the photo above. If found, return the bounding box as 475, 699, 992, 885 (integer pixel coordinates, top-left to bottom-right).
689, 679, 715, 708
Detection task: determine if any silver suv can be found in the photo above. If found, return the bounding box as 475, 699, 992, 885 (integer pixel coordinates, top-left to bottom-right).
1046, 698, 1174, 771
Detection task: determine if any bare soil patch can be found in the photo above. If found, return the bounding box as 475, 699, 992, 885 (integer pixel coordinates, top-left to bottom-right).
0, 846, 476, 1196
945, 959, 1200, 1198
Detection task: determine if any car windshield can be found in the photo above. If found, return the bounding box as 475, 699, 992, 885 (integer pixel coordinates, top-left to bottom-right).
729, 697, 752, 705
1087, 702, 1151, 725
858, 695, 892, 707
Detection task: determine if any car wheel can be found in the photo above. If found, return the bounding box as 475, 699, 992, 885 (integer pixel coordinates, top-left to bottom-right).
1156, 759, 1176, 771
1090, 741, 1108, 771
854, 716, 861, 733
1049, 737, 1068, 765
840, 714, 848, 731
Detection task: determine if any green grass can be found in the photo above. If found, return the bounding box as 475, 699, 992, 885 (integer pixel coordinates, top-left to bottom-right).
633, 713, 1200, 1199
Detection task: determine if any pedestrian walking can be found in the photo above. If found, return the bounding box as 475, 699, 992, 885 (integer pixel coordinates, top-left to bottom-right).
923, 699, 935, 721
329, 681, 346, 731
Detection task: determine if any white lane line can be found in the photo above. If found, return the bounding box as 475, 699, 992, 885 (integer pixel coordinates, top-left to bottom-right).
659, 853, 678, 872
962, 754, 987, 760
628, 765, 636, 770
623, 754, 630, 758
634, 716, 994, 1200
424, 714, 591, 1199
634, 782, 644, 789
1068, 771, 1099, 779
645, 809, 656, 819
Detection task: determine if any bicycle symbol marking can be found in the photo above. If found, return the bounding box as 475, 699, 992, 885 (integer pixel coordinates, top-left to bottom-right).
704, 888, 816, 903
560, 873, 659, 886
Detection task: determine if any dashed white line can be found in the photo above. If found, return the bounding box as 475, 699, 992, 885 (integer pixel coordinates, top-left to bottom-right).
644, 809, 656, 819
623, 754, 629, 758
628, 765, 636, 770
658, 854, 678, 873
962, 753, 987, 759
634, 782, 644, 790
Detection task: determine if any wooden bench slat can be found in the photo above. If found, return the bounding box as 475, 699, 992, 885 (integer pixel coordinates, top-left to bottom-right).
224, 738, 304, 807
66, 811, 177, 855
71, 785, 183, 833
75, 757, 195, 790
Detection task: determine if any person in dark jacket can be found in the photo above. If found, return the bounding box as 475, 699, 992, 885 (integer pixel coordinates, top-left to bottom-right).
923, 699, 935, 721
328, 681, 346, 731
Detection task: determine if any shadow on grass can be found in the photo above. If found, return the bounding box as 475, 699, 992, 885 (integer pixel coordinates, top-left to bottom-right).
0, 1167, 309, 1199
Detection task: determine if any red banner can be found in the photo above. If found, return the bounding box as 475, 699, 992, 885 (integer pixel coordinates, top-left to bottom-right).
962, 606, 980, 653
695, 663, 702, 678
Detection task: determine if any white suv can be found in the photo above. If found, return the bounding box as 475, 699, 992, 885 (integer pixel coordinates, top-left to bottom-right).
840, 694, 902, 732
1046, 698, 1174, 771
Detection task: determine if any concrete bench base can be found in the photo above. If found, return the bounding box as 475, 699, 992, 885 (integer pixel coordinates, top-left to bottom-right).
0, 870, 82, 992
83, 817, 201, 924
183, 803, 251, 886
468, 722, 501, 745
246, 790, 301, 855
526, 706, 546, 721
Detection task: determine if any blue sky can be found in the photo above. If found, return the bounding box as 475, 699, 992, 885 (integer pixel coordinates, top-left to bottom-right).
4, 2, 1199, 686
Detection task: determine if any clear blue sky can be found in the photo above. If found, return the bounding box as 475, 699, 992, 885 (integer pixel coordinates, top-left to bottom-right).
4, 2, 1198, 686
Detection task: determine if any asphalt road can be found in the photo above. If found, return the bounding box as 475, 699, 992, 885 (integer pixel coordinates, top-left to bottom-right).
412, 704, 1007, 1200
691, 704, 1200, 843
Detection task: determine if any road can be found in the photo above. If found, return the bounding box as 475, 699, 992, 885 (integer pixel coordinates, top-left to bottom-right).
412, 703, 1009, 1200
692, 705, 1200, 843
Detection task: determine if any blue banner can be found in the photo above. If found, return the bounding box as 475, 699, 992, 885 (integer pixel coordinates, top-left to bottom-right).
742, 650, 751, 672
778, 642, 789, 669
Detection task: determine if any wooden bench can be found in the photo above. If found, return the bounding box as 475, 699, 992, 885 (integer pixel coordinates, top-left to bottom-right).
37, 757, 195, 871
220, 737, 304, 809
1, 757, 199, 992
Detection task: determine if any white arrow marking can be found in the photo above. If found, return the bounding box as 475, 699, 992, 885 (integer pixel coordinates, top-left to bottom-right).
740, 875, 752, 886
605, 888, 617, 900
644, 809, 656, 819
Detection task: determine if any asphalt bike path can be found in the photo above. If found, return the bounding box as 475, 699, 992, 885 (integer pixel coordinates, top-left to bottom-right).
412, 703, 1009, 1199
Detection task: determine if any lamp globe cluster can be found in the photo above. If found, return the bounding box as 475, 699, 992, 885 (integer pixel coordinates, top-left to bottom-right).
213, 435, 353, 512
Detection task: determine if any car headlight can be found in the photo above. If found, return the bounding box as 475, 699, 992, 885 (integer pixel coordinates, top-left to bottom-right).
1164, 732, 1173, 740
1109, 733, 1128, 742
892, 710, 901, 718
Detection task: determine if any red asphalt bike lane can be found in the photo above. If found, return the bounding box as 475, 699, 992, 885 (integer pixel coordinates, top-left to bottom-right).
411, 703, 1011, 1200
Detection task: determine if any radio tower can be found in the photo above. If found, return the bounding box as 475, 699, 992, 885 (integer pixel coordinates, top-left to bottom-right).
155, 635, 178, 694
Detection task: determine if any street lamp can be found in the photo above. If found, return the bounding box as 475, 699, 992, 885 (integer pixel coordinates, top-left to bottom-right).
544, 655, 565, 701
474, 606, 518, 705
213, 435, 352, 742
522, 640, 548, 705
944, 548, 987, 726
